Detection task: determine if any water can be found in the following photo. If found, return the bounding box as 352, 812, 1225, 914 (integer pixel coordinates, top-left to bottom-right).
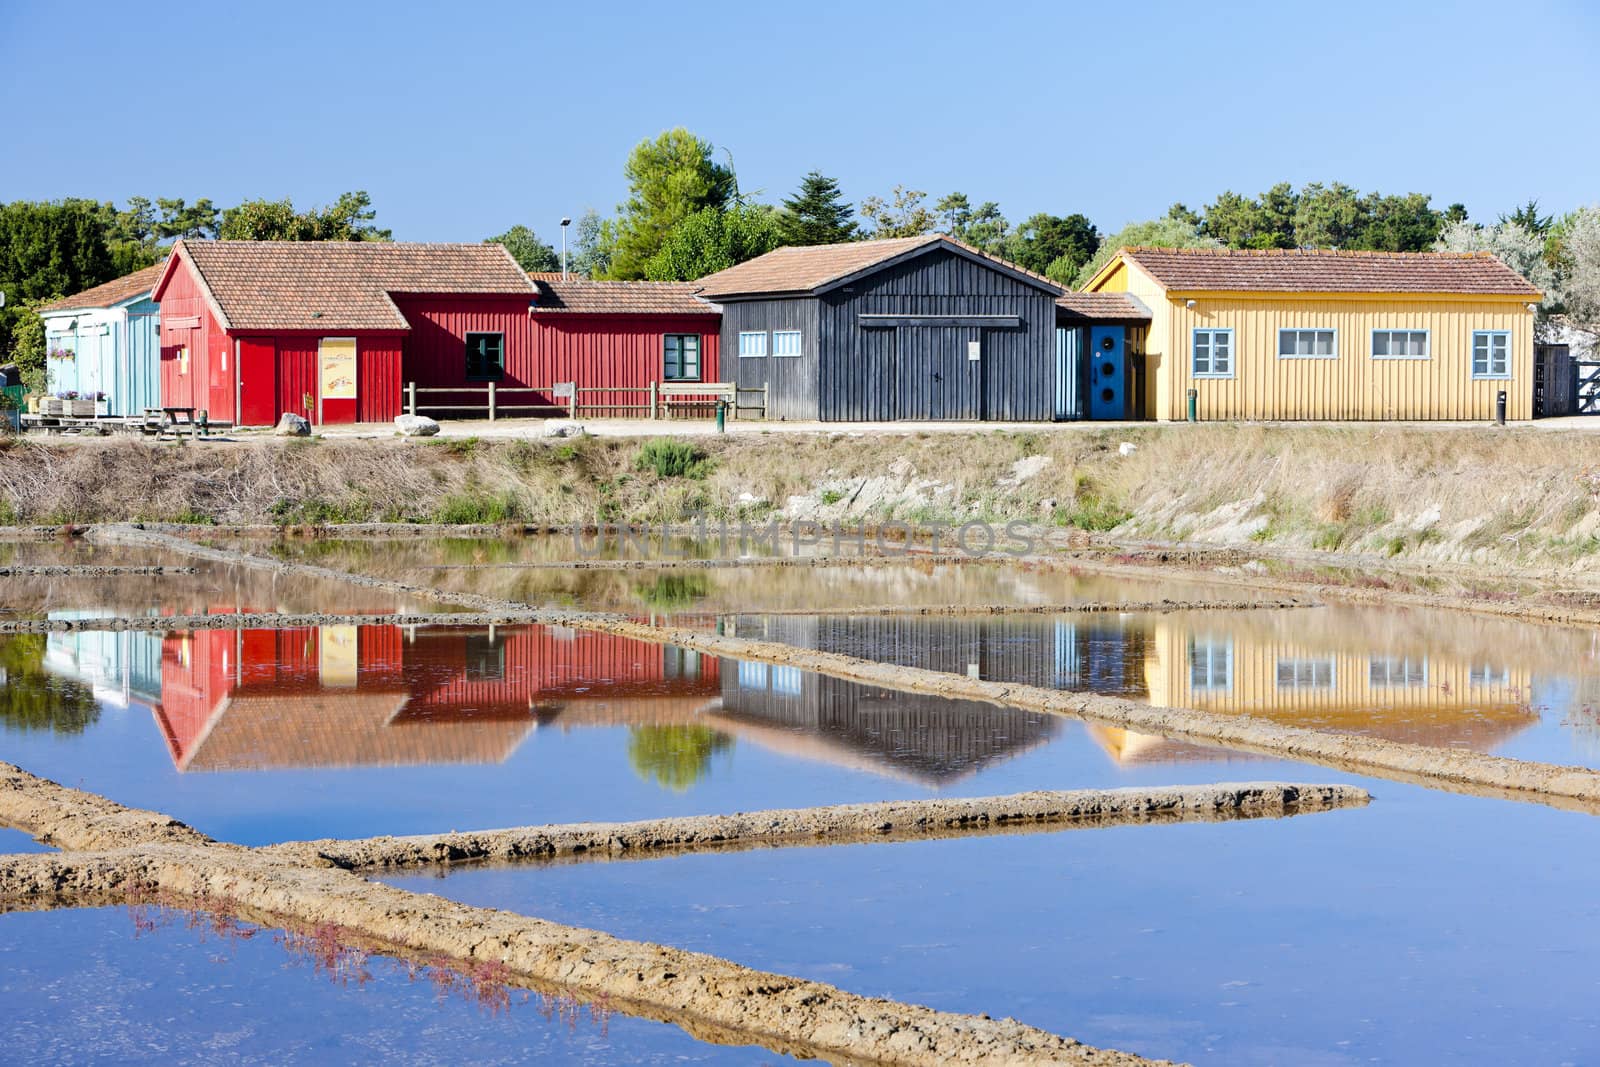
729, 603, 1600, 767
385, 781, 1600, 1066
256, 534, 1246, 613
0, 621, 1282, 844
0, 907, 791, 1064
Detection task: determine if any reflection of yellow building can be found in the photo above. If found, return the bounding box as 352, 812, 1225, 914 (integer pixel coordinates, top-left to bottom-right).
1142, 620, 1536, 749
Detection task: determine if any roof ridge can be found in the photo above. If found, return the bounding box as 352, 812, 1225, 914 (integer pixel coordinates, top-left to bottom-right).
1124, 245, 1491, 260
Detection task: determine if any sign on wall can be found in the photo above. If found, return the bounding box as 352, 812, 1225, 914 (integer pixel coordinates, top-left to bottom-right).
319, 338, 357, 401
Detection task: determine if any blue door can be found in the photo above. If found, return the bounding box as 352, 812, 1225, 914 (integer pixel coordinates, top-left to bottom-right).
1087, 326, 1125, 420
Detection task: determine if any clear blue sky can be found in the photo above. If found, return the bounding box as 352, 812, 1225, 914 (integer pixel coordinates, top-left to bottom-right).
3, 0, 1596, 242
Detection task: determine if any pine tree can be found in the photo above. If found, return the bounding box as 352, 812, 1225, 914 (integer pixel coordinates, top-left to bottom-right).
779, 171, 857, 246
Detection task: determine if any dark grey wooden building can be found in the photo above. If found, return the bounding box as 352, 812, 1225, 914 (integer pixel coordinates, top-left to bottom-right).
695, 236, 1061, 421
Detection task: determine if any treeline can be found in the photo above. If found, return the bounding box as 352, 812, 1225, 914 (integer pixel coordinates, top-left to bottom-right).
0, 192, 389, 375
486, 129, 1483, 291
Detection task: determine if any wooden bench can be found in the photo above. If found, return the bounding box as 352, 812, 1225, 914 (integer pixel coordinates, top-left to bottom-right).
657, 382, 736, 419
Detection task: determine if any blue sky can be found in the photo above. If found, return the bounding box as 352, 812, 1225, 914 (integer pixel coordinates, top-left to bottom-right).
3, 0, 1596, 242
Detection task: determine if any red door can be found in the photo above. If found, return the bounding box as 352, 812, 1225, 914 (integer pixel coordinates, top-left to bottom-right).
238, 338, 276, 426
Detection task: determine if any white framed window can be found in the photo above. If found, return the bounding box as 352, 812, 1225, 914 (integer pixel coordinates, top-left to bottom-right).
1192, 329, 1233, 379
1372, 329, 1430, 359
1369, 655, 1427, 688
771, 330, 802, 358
1188, 636, 1233, 692
1469, 664, 1510, 688
1472, 330, 1511, 379
1277, 328, 1337, 359
1276, 656, 1336, 690
737, 660, 768, 688
663, 334, 700, 381
738, 331, 767, 358
770, 665, 802, 695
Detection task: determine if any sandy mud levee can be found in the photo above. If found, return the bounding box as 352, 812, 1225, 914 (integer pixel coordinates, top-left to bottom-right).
272, 782, 1370, 871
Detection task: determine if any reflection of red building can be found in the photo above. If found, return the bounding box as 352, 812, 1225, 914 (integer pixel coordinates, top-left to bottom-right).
154, 623, 720, 772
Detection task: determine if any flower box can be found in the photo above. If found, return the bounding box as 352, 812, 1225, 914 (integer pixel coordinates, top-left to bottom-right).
38, 397, 65, 417
95, 398, 110, 417
68, 398, 96, 418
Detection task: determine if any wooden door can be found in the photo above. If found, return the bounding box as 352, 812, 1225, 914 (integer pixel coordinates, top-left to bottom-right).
238, 338, 276, 426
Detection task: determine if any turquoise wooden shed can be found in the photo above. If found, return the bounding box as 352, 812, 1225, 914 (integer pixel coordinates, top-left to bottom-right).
38, 262, 164, 416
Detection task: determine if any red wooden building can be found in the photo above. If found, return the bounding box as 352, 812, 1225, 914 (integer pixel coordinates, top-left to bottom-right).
526, 274, 721, 413
151, 240, 537, 426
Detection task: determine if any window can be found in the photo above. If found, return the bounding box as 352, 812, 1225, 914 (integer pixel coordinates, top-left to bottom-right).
1278, 328, 1337, 359
1372, 329, 1430, 359
1472, 330, 1511, 379
1470, 664, 1510, 688
771, 665, 803, 695
1370, 656, 1427, 688
1276, 657, 1336, 690
663, 334, 700, 381
1188, 636, 1233, 691
772, 330, 802, 358
465, 332, 504, 380
737, 660, 768, 688
1192, 329, 1234, 378
663, 646, 700, 679
464, 633, 505, 682
738, 331, 767, 358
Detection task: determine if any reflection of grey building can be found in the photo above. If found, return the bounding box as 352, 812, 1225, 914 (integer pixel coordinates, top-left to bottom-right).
712, 651, 1061, 785
727, 615, 1151, 697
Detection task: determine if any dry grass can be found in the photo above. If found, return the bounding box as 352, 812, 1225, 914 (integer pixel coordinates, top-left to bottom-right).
2, 426, 1597, 568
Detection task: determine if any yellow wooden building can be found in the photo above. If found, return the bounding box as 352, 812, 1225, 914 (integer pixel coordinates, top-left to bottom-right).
1082, 247, 1542, 421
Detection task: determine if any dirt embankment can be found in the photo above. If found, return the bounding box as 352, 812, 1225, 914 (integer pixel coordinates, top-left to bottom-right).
6, 425, 1600, 571
272, 783, 1368, 871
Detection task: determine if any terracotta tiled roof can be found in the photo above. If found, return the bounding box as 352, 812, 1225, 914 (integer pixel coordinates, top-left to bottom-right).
531, 274, 719, 316
39, 262, 165, 312
693, 234, 1064, 299
174, 690, 537, 772
171, 240, 535, 331
1119, 247, 1541, 296
1056, 291, 1151, 322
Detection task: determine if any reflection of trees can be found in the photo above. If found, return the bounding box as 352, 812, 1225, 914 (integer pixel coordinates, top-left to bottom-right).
626, 725, 732, 791
633, 574, 710, 612
0, 635, 99, 735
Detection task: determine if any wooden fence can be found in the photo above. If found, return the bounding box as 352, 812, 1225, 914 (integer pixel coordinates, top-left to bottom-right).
405, 382, 767, 421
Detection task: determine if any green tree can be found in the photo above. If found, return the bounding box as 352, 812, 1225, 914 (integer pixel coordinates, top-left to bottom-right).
218, 191, 388, 242
859, 185, 935, 239
1165, 202, 1202, 227
644, 203, 784, 281
156, 197, 220, 240
568, 208, 614, 279
1203, 185, 1294, 249
485, 224, 559, 271
1443, 203, 1470, 227
934, 192, 972, 234
8, 296, 48, 393
959, 201, 1009, 254
0, 635, 100, 734
608, 129, 734, 279
627, 724, 734, 791
0, 200, 114, 363
1502, 199, 1553, 236
1293, 182, 1366, 249
1355, 191, 1442, 252
779, 171, 857, 245
1073, 217, 1220, 288
1005, 212, 1099, 281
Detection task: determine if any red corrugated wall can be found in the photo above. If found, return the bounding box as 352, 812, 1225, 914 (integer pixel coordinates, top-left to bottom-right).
531, 314, 722, 407
229, 332, 403, 426
157, 257, 229, 418
398, 294, 721, 412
